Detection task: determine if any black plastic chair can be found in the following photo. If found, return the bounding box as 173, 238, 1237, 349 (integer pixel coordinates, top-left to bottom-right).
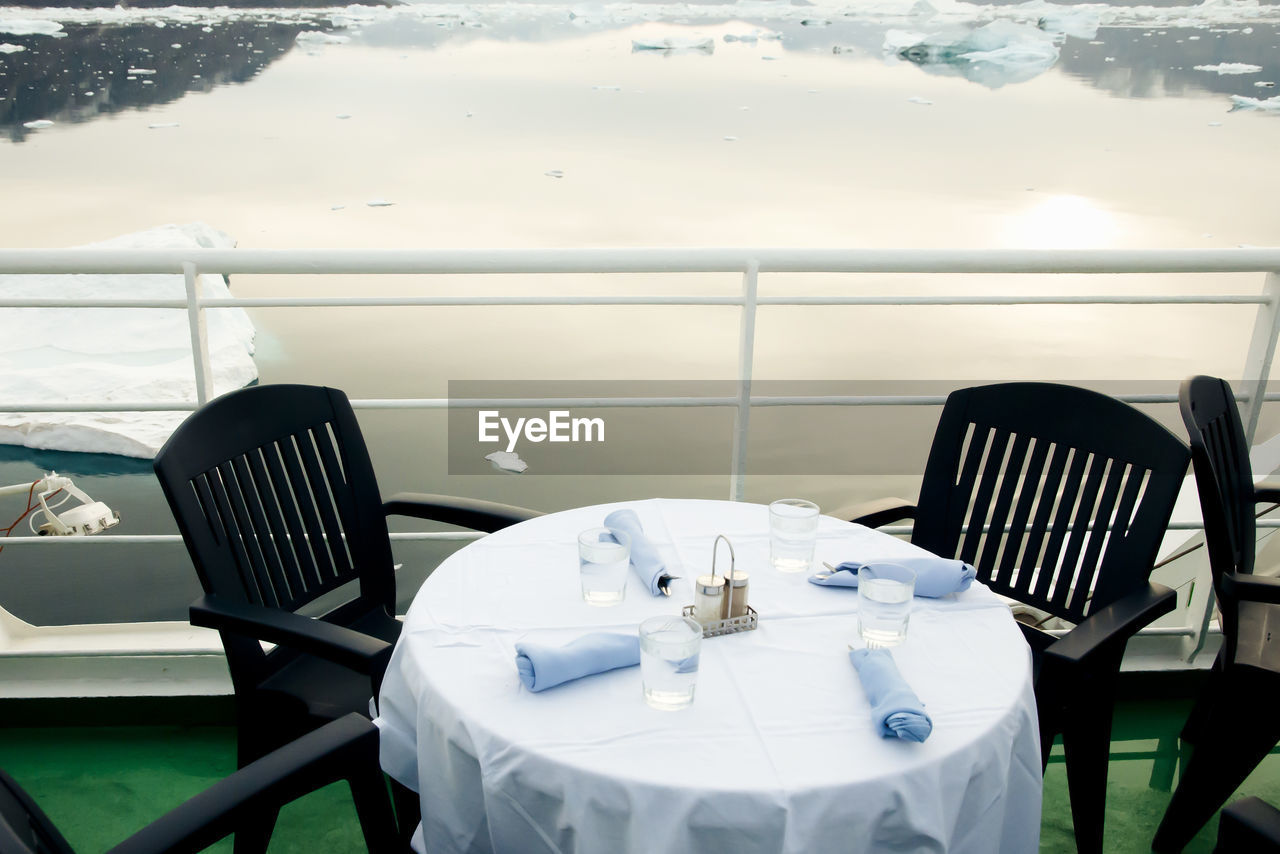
841, 382, 1188, 854
152, 384, 541, 844
0, 713, 398, 854
1214, 797, 1280, 853
1151, 376, 1280, 852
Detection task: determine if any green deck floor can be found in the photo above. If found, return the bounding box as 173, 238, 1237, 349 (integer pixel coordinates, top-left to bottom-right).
1, 698, 1278, 852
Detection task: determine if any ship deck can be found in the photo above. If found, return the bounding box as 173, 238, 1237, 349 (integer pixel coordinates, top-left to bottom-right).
1, 693, 1278, 853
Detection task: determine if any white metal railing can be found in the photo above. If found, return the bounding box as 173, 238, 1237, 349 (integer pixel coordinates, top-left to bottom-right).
3, 246, 1280, 689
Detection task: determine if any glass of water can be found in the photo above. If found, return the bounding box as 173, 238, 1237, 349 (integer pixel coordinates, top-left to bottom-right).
857, 562, 916, 648
578, 527, 630, 606
639, 615, 702, 710
769, 499, 820, 573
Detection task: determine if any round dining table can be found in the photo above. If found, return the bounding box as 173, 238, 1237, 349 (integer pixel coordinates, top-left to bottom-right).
375, 498, 1042, 854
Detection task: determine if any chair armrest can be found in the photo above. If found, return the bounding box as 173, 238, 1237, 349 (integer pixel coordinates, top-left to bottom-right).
1216, 796, 1280, 851
1254, 481, 1280, 505
383, 492, 542, 533
190, 595, 392, 679
1222, 571, 1280, 606
106, 714, 396, 854
1043, 582, 1177, 669
829, 497, 917, 529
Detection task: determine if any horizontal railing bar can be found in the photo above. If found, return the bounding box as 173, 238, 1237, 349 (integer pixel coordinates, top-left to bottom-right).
1, 392, 1248, 413
0, 532, 485, 546
757, 295, 1270, 306
0, 294, 1270, 310
2, 247, 1280, 275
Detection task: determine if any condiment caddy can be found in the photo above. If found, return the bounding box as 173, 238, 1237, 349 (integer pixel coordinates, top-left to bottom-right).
682, 534, 758, 638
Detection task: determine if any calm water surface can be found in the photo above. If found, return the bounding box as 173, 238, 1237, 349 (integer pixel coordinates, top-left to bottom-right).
1, 0, 1279, 622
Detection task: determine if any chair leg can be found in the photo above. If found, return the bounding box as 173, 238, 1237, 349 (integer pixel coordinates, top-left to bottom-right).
1060, 692, 1116, 854
1153, 696, 1280, 853
231, 807, 279, 854
1179, 651, 1223, 746
390, 777, 420, 849
348, 775, 403, 854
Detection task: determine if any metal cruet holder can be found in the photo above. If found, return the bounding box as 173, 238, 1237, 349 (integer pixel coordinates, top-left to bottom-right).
682, 534, 759, 638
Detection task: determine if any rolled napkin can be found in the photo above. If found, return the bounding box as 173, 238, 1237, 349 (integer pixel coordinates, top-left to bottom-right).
849, 648, 933, 742
515, 632, 641, 692
811, 556, 976, 598
603, 508, 678, 596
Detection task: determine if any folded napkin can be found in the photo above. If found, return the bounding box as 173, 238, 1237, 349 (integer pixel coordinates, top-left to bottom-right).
811, 556, 977, 598
849, 648, 933, 742
604, 508, 678, 596
515, 633, 641, 693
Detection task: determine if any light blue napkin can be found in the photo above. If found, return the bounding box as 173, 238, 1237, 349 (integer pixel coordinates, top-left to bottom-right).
604, 508, 677, 596
515, 633, 641, 692
849, 648, 933, 742
811, 556, 977, 598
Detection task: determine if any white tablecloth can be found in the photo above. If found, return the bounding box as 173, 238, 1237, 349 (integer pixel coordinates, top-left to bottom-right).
376, 498, 1042, 854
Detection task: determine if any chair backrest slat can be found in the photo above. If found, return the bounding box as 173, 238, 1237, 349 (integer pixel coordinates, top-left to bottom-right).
914, 383, 1188, 625
295, 426, 356, 584
277, 432, 339, 593
977, 431, 1032, 584
992, 436, 1051, 591
230, 453, 296, 610
259, 439, 317, 600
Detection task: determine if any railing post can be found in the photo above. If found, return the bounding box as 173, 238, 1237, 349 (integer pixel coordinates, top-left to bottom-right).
183, 261, 213, 406
1240, 271, 1280, 444
729, 260, 760, 502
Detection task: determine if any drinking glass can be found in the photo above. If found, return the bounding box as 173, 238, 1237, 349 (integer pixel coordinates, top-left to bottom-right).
857, 562, 916, 648
578, 527, 630, 606
769, 499, 820, 573
639, 615, 702, 710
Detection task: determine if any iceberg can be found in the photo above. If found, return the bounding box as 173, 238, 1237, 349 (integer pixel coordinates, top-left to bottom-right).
0, 223, 257, 458
1194, 62, 1263, 74
1229, 94, 1280, 112
885, 21, 1060, 88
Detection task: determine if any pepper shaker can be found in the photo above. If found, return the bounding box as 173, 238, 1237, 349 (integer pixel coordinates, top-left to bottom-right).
721, 570, 749, 619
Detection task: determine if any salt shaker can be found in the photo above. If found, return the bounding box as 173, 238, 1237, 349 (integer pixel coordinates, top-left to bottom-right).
721, 570, 749, 619
694, 575, 726, 627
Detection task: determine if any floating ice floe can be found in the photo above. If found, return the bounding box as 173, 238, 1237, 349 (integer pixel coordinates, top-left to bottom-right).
906, 95, 933, 104
127, 68, 157, 75
0, 223, 257, 459
22, 119, 53, 129
367, 199, 394, 206
1256, 81, 1276, 88
1229, 94, 1280, 112
0, 19, 62, 36
544, 170, 564, 178
1194, 62, 1263, 74
148, 122, 180, 129
1036, 8, 1100, 40
0, 43, 24, 53
885, 21, 1060, 88
295, 31, 350, 45
631, 36, 714, 52
485, 451, 528, 474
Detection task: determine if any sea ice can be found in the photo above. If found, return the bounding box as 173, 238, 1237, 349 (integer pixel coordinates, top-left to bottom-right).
147, 122, 180, 129
127, 68, 157, 75
1229, 94, 1280, 112
1195, 62, 1263, 74
0, 43, 24, 54
296, 31, 350, 45
907, 96, 933, 105
0, 19, 62, 36
484, 451, 528, 473
1037, 8, 1100, 40
0, 223, 257, 459
22, 119, 53, 129
887, 21, 1060, 88
366, 199, 394, 206
631, 36, 713, 52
